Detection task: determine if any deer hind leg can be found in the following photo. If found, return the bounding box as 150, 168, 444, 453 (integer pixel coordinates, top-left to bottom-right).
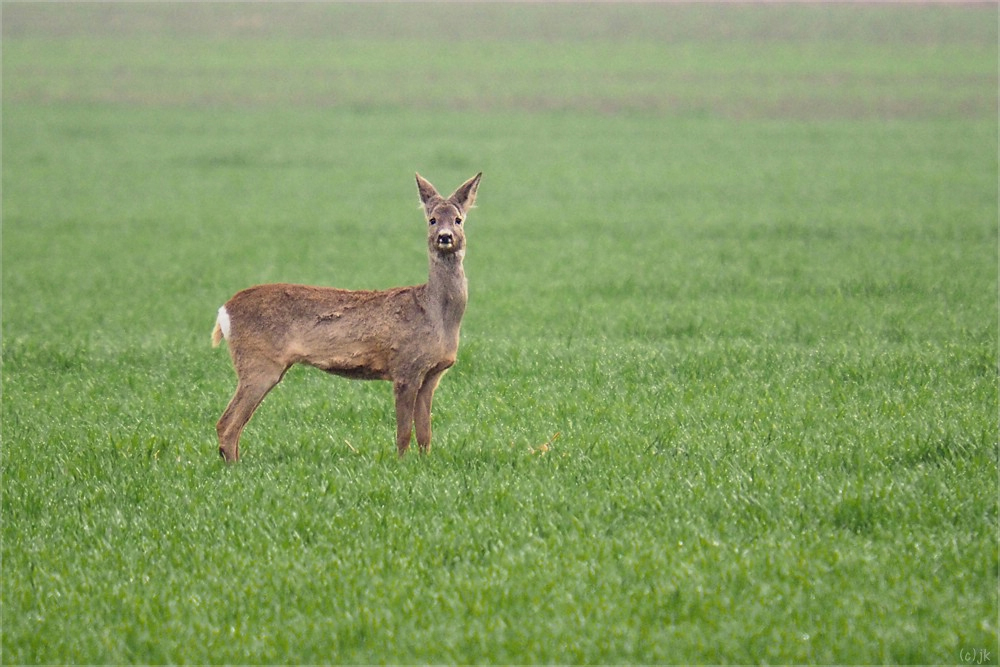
217, 360, 288, 463
414, 369, 447, 454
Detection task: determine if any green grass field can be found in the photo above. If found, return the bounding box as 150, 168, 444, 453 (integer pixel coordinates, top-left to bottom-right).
2, 3, 997, 664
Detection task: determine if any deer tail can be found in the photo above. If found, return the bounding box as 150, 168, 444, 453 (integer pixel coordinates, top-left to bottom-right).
212, 306, 230, 348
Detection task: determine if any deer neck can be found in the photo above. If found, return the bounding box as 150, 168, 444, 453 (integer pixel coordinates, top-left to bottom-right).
426, 250, 468, 332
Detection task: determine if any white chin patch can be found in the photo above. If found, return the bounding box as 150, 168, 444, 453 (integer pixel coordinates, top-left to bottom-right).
217, 306, 231, 340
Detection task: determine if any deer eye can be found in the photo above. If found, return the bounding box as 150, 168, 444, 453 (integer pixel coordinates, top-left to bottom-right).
455, 217, 463, 225
429, 217, 437, 225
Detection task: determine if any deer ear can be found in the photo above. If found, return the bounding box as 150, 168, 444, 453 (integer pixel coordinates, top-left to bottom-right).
449, 172, 482, 213
416, 173, 443, 215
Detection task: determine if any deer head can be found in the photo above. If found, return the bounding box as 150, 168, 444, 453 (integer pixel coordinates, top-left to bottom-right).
417, 172, 482, 259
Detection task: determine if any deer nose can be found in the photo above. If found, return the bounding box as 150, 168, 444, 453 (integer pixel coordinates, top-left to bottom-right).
437, 231, 454, 246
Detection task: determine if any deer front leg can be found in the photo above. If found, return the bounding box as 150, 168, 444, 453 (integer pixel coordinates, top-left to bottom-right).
393, 380, 419, 456
414, 369, 446, 454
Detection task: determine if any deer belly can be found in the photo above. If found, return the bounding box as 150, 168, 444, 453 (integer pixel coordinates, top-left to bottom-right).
324, 365, 390, 381
306, 351, 391, 381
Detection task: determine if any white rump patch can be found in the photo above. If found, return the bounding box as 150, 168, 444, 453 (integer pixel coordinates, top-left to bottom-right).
217, 306, 231, 340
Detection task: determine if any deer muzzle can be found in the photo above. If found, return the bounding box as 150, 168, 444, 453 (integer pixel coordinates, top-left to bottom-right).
436, 231, 455, 249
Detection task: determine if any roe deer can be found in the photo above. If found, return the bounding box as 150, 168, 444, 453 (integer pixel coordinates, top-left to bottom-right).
211, 172, 482, 462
